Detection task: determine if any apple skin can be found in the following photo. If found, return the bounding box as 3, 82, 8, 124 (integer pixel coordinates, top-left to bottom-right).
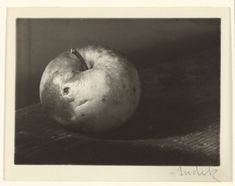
39, 46, 140, 133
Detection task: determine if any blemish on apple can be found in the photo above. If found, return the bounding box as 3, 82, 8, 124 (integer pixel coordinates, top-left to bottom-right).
63, 87, 70, 95
101, 97, 106, 103
41, 81, 73, 122
77, 99, 88, 106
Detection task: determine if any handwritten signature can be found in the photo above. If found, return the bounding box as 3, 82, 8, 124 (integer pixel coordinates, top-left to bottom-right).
172, 166, 219, 181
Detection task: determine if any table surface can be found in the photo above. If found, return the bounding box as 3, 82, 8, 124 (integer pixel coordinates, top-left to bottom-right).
15, 47, 220, 165
15, 103, 219, 165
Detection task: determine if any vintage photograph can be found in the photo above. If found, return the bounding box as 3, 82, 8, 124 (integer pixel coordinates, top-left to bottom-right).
15, 18, 221, 165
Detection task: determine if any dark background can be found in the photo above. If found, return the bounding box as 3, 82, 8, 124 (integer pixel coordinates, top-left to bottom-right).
16, 19, 220, 109
15, 19, 220, 165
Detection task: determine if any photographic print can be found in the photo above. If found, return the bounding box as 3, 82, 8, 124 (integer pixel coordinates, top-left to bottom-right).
4, 7, 232, 181
15, 18, 220, 165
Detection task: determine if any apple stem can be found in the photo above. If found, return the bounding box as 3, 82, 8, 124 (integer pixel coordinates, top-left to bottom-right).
70, 48, 88, 70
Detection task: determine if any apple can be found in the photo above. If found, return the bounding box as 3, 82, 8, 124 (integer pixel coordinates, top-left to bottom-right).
39, 46, 140, 133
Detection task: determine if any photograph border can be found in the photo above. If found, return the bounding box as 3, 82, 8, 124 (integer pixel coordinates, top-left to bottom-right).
4, 7, 232, 182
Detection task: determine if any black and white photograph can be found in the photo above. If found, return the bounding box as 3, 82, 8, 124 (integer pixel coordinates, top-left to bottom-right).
3, 7, 232, 182
15, 18, 220, 165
